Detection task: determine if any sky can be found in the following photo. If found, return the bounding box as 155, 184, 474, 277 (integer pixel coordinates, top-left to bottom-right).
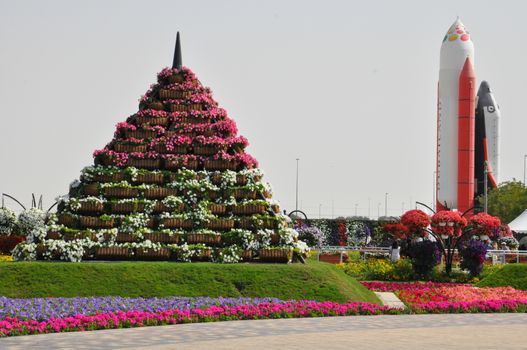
1, 0, 526, 219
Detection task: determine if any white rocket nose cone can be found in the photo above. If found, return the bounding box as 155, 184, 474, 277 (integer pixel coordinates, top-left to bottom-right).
440, 18, 474, 70
442, 18, 471, 44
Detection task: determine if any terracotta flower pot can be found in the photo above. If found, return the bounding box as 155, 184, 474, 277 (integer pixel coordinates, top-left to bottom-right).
114, 143, 148, 153
135, 116, 169, 127
258, 248, 292, 263
124, 129, 157, 139
143, 232, 180, 244
95, 247, 130, 259
169, 104, 203, 112
186, 233, 221, 245
232, 204, 267, 215
241, 250, 253, 261
127, 158, 161, 170
116, 232, 138, 243
76, 201, 105, 214
163, 158, 199, 170
178, 116, 207, 124
154, 144, 189, 155
206, 219, 234, 230
46, 231, 61, 240
92, 173, 125, 183
143, 187, 178, 199
203, 159, 239, 171
191, 248, 213, 261
103, 187, 139, 199
193, 145, 223, 156
208, 203, 227, 215
109, 202, 145, 214
148, 102, 164, 110
161, 218, 193, 229
79, 216, 115, 229
236, 218, 254, 230
232, 189, 258, 200
158, 89, 191, 99
58, 214, 77, 227
83, 183, 100, 196
136, 247, 171, 260
134, 173, 165, 184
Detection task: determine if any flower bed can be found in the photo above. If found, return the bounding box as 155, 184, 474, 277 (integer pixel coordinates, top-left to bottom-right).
0, 299, 396, 337
361, 281, 527, 313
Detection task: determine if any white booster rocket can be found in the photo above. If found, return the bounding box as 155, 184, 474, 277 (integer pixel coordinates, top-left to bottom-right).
436, 18, 476, 214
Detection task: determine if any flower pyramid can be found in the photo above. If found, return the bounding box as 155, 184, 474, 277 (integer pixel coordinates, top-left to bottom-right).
37, 35, 304, 263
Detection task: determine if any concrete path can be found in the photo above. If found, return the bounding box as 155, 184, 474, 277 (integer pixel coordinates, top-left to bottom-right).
1, 313, 526, 349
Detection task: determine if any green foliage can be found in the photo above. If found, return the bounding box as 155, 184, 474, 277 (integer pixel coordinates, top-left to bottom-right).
476, 264, 527, 290
476, 180, 527, 224
338, 258, 414, 281
0, 261, 380, 303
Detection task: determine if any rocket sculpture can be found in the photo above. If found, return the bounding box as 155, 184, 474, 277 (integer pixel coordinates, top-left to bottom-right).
436, 18, 476, 214
474, 81, 500, 196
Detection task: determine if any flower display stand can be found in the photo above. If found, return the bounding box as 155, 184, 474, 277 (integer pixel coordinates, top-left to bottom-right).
36, 39, 299, 263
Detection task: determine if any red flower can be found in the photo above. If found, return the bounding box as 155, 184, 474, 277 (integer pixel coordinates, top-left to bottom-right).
400, 210, 431, 236
383, 223, 408, 240
431, 210, 467, 237
468, 213, 501, 238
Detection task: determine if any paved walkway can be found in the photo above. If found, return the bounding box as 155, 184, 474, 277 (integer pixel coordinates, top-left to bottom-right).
1, 313, 526, 349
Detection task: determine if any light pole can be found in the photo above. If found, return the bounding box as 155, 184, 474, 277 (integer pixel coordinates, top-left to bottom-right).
433, 171, 437, 211
524, 155, 527, 185
295, 158, 299, 211
384, 193, 388, 217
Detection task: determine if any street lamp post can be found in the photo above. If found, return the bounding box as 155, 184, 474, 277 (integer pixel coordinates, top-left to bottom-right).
384, 193, 388, 217
524, 155, 527, 185
295, 158, 299, 211
433, 171, 437, 211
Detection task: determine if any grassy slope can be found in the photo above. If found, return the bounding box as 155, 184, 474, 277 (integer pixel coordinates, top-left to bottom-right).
0, 261, 379, 303
477, 264, 527, 290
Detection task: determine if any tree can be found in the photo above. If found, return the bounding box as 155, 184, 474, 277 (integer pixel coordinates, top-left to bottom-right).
476, 180, 527, 224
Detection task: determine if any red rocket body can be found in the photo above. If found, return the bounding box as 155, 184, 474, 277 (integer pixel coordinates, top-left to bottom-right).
457, 58, 476, 215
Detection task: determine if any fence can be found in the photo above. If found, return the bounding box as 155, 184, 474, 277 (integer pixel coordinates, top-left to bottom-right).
316, 246, 527, 265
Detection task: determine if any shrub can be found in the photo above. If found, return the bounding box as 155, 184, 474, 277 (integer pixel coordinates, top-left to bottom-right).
295, 225, 325, 248
0, 235, 26, 254
17, 209, 47, 238
0, 208, 17, 235
408, 240, 441, 278
459, 240, 487, 276
338, 258, 413, 281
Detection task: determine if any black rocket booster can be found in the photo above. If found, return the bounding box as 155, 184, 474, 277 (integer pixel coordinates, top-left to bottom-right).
474, 81, 500, 196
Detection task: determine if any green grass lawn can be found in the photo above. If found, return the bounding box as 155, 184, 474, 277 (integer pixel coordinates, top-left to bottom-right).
0, 261, 379, 303
477, 264, 527, 290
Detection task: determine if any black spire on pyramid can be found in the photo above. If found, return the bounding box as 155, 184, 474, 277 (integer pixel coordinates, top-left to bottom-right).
172, 32, 182, 69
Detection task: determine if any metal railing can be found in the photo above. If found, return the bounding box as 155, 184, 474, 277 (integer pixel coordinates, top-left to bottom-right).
316, 246, 527, 264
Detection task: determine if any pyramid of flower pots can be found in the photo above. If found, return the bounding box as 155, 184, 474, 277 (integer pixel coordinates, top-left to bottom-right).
42, 35, 303, 263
